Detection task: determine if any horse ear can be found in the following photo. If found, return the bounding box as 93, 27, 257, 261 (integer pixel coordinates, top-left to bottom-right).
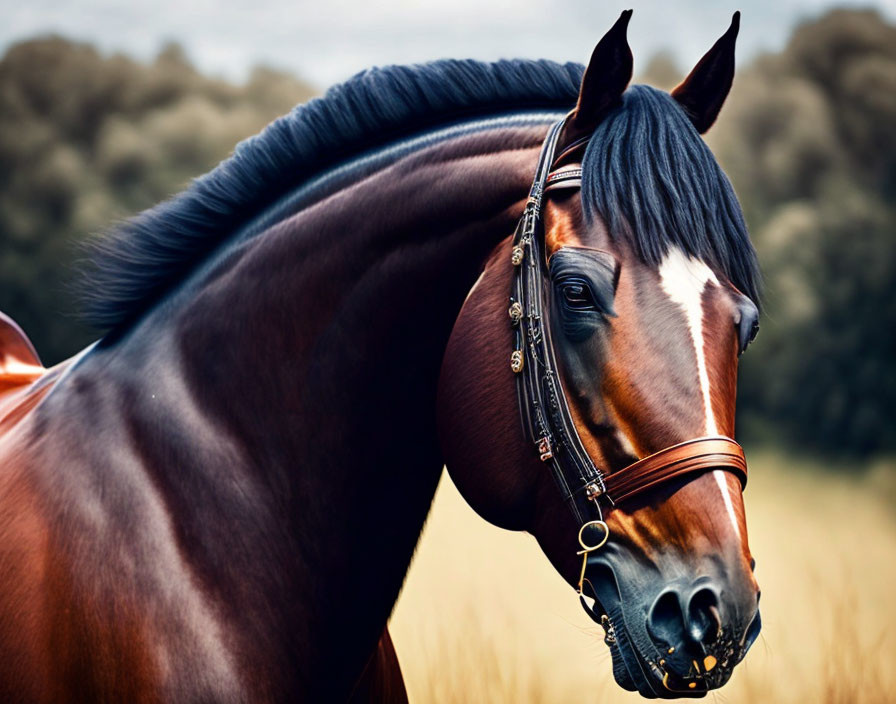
671, 12, 740, 134
562, 10, 633, 147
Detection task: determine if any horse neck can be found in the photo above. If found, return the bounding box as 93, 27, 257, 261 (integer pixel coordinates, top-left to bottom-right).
147, 120, 546, 691
176, 121, 543, 476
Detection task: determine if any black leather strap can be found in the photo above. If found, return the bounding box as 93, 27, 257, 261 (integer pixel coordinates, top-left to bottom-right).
510, 120, 607, 524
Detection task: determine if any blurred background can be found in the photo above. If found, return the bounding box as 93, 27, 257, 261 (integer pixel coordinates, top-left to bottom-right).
1, 2, 894, 702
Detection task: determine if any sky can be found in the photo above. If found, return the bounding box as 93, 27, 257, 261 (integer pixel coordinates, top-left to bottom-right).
3, 0, 895, 88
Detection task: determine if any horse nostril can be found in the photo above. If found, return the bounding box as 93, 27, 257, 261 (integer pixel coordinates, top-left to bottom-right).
647, 584, 726, 652
687, 587, 722, 645
646, 590, 686, 645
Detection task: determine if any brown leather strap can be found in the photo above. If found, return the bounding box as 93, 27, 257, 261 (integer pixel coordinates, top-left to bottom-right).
602, 436, 747, 505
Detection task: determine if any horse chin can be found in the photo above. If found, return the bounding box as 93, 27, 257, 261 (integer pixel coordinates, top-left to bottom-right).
601, 611, 707, 699
592, 594, 728, 699
600, 601, 753, 699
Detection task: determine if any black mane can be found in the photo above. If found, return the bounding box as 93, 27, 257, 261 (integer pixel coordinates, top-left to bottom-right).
79, 59, 584, 331
581, 85, 761, 304
80, 63, 759, 333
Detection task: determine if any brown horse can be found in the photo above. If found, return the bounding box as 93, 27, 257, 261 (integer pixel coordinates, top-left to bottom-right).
0, 11, 761, 701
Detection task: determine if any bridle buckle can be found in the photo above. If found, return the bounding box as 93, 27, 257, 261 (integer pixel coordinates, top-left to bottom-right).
584, 481, 604, 502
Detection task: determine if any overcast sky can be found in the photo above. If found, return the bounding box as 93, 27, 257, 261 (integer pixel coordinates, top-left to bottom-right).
4, 0, 894, 88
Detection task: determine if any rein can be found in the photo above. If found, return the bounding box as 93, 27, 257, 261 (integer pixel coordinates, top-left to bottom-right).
508, 119, 748, 613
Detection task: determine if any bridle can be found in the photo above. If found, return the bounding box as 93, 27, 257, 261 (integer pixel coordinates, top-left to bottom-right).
508, 119, 748, 613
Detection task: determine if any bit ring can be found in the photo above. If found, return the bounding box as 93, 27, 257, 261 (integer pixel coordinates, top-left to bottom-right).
577, 519, 609, 554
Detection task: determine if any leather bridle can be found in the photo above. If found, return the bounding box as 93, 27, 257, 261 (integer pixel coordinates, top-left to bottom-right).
508, 119, 748, 605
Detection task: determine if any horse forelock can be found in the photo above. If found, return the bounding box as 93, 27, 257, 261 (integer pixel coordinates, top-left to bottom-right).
580, 85, 761, 308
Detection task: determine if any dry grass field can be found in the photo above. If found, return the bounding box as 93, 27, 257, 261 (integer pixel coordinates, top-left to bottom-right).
389, 451, 896, 703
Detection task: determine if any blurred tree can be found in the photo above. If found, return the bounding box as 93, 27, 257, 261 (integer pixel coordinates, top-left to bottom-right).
708, 9, 896, 457
0, 36, 315, 363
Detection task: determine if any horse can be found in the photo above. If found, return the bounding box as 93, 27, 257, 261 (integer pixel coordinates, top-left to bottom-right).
0, 10, 762, 701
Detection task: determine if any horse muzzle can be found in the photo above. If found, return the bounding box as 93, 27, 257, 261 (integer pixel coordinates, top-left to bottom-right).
582, 549, 761, 699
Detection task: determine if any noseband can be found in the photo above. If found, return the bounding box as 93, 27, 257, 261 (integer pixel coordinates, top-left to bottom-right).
508, 120, 748, 603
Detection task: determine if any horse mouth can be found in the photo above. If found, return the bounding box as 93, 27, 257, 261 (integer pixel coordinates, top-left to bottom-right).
597, 606, 756, 699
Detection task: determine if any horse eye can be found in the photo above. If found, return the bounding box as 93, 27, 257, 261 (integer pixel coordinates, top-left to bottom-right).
562, 282, 596, 310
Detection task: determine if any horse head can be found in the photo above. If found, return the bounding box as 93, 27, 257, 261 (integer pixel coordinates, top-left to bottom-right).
438, 11, 761, 698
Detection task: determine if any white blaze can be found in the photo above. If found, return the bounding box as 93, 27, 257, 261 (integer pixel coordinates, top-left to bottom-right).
658, 247, 740, 537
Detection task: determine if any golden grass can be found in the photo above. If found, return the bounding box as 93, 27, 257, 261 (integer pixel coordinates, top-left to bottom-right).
389, 451, 896, 703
